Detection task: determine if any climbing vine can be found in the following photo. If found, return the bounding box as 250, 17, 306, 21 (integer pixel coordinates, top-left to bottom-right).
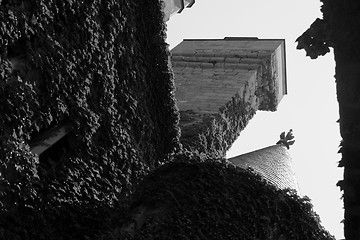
102, 155, 335, 240
179, 93, 256, 159
0, 0, 338, 239
0, 0, 180, 239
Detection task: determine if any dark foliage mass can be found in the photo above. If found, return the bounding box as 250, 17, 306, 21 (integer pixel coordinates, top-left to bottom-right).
101, 155, 335, 240
0, 0, 179, 239
297, 1, 360, 239
1, 0, 335, 239
296, 18, 331, 59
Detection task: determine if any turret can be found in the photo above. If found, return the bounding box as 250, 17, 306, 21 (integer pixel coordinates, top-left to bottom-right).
227, 130, 299, 192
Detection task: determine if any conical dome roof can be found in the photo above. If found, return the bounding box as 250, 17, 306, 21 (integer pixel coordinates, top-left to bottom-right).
228, 144, 299, 193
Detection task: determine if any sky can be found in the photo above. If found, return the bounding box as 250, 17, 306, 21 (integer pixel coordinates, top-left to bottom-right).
165, 0, 343, 239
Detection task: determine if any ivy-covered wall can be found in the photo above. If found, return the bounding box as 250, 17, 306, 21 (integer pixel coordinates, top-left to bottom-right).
102, 155, 335, 240
0, 1, 335, 239
179, 93, 256, 158
0, 0, 179, 239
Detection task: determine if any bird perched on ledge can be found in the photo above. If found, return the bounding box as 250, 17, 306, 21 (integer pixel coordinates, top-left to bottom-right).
276, 129, 295, 149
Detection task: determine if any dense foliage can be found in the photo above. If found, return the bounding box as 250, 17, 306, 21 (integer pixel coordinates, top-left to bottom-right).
297, 1, 360, 238
102, 155, 335, 240
0, 0, 337, 239
297, 1, 360, 60
179, 93, 256, 159
296, 18, 331, 59
0, 0, 179, 239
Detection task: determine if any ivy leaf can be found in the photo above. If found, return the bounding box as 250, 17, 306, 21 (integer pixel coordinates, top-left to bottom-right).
285, 129, 294, 140
280, 132, 285, 140
287, 140, 295, 146
276, 129, 295, 149
296, 18, 331, 59
338, 159, 344, 167
336, 180, 344, 191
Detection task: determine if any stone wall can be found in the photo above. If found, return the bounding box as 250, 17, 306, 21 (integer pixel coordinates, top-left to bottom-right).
170, 38, 286, 157
173, 61, 258, 113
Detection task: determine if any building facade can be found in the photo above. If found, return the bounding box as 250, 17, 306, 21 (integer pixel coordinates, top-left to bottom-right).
27, 36, 297, 192
171, 37, 297, 191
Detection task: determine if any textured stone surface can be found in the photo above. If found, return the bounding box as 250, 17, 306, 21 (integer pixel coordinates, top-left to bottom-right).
170, 38, 287, 157
162, 0, 195, 21
171, 38, 287, 112
227, 144, 299, 192
173, 67, 257, 113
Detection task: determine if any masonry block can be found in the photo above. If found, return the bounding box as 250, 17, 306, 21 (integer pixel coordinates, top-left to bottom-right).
182, 56, 197, 62
185, 61, 201, 68
170, 37, 287, 158
201, 63, 214, 69
210, 57, 225, 63
224, 57, 240, 63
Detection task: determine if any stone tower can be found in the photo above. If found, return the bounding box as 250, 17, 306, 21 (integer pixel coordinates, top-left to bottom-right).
162, 0, 196, 21
170, 37, 287, 158
228, 144, 300, 192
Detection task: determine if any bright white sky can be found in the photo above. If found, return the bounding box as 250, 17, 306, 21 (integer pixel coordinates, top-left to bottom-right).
165, 0, 343, 239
